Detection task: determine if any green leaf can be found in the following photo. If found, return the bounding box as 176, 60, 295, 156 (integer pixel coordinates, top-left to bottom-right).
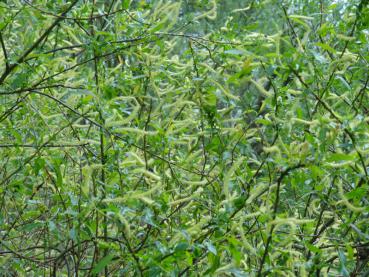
326, 153, 356, 162
345, 187, 367, 200
33, 158, 45, 175
92, 254, 115, 275
224, 49, 245, 55
204, 91, 217, 107
335, 75, 351, 90
205, 253, 220, 274
338, 250, 349, 277
315, 42, 336, 54
255, 118, 272, 126
305, 242, 321, 253
175, 242, 189, 252
204, 240, 217, 255
122, 0, 130, 9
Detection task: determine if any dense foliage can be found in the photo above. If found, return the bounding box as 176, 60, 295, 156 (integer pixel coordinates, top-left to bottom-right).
0, 0, 369, 276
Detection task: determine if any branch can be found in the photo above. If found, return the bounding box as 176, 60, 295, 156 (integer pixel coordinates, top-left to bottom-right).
0, 32, 9, 70
257, 163, 305, 276
0, 0, 79, 85
0, 143, 88, 148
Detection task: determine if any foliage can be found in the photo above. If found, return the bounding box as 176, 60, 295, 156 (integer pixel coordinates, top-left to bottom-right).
0, 0, 369, 276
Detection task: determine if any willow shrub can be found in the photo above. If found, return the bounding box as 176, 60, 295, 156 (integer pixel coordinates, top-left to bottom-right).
0, 0, 369, 276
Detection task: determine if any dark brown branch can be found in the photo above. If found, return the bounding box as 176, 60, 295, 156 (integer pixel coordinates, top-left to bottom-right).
0, 0, 79, 85
0, 143, 88, 148
257, 163, 305, 277
0, 32, 9, 70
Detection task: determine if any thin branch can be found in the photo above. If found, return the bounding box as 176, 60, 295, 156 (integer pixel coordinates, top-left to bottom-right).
257, 163, 305, 277
24, 0, 125, 21
0, 32, 9, 70
0, 143, 89, 148
0, 0, 79, 85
